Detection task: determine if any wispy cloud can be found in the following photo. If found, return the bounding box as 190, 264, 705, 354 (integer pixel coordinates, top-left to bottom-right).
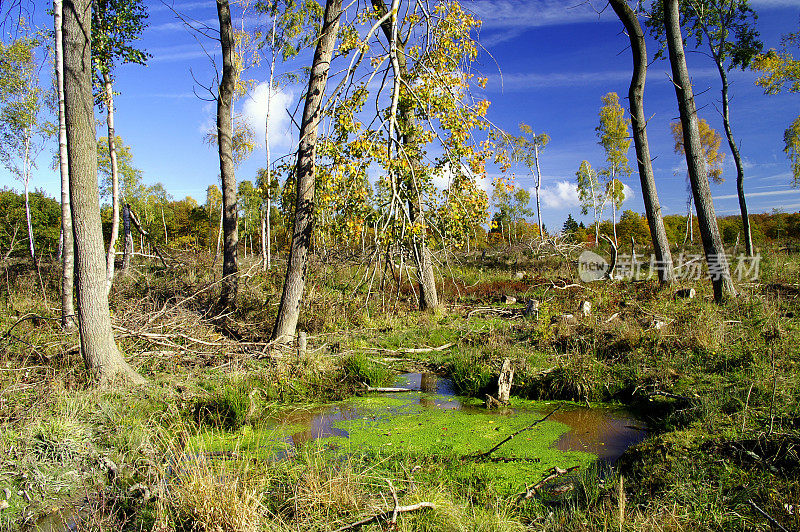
148, 17, 219, 33
150, 47, 216, 63
466, 0, 611, 30
485, 67, 719, 92
714, 188, 800, 200
150, 1, 214, 13
749, 0, 800, 7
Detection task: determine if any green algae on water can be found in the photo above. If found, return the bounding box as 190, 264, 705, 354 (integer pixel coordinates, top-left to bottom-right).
329, 399, 595, 494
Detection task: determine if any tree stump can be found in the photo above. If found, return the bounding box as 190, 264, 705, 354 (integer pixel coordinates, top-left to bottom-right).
497, 358, 514, 404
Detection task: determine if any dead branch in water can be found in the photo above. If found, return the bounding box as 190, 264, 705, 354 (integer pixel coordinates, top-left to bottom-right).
464, 408, 560, 461
515, 465, 581, 502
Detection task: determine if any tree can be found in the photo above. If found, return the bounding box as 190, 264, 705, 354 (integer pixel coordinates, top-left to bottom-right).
252, 0, 317, 269
671, 118, 725, 243
562, 214, 579, 236
491, 178, 533, 245
786, 116, 800, 186
216, 0, 240, 308
53, 0, 76, 329
323, 0, 490, 311
92, 0, 149, 294
663, 0, 736, 302
237, 179, 261, 256
0, 34, 50, 266
596, 92, 632, 246
256, 166, 279, 270
650, 0, 761, 257
752, 26, 800, 186
576, 160, 604, 244
671, 119, 725, 182
272, 0, 343, 343
0, 188, 60, 260
61, 0, 143, 383
609, 0, 675, 284
498, 124, 549, 239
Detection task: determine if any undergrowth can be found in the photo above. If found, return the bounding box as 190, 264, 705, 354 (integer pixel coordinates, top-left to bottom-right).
0, 245, 798, 530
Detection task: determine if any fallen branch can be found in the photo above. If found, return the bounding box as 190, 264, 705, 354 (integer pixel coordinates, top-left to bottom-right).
648, 390, 693, 402
364, 386, 412, 393
515, 465, 581, 501
332, 502, 436, 532
365, 342, 454, 354
465, 408, 559, 460
747, 499, 789, 532
333, 479, 435, 532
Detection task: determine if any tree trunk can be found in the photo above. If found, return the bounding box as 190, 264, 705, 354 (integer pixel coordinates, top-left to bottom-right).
610, 0, 675, 284
611, 186, 618, 246
103, 74, 119, 296
717, 65, 753, 256
214, 205, 223, 261
372, 0, 439, 310
23, 165, 35, 263
271, 0, 342, 343
533, 140, 543, 239
664, 0, 736, 302
62, 0, 143, 384
122, 203, 132, 270
266, 196, 272, 269
55, 0, 75, 329
217, 0, 238, 308
260, 205, 267, 270
264, 19, 276, 272
161, 204, 168, 245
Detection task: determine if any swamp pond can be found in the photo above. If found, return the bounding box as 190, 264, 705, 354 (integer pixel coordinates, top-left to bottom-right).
189, 373, 647, 496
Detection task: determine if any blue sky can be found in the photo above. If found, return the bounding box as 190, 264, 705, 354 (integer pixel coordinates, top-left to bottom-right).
2, 0, 799, 233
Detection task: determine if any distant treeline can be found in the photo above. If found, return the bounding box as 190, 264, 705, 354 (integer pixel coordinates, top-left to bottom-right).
1, 187, 798, 261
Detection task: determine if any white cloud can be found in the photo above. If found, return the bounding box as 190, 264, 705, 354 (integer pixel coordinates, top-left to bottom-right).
622, 183, 635, 203
241, 82, 295, 150
433, 163, 493, 195
539, 180, 579, 209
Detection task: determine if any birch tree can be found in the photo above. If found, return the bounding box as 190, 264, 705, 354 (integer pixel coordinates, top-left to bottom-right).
498, 124, 549, 240
271, 0, 343, 343
608, 0, 675, 284
663, 0, 736, 302
576, 160, 604, 244
53, 0, 76, 329
752, 26, 800, 186
0, 34, 49, 267
596, 92, 632, 247
649, 0, 762, 257
92, 0, 149, 294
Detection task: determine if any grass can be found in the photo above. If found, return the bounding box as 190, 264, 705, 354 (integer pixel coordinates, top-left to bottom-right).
0, 243, 798, 530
